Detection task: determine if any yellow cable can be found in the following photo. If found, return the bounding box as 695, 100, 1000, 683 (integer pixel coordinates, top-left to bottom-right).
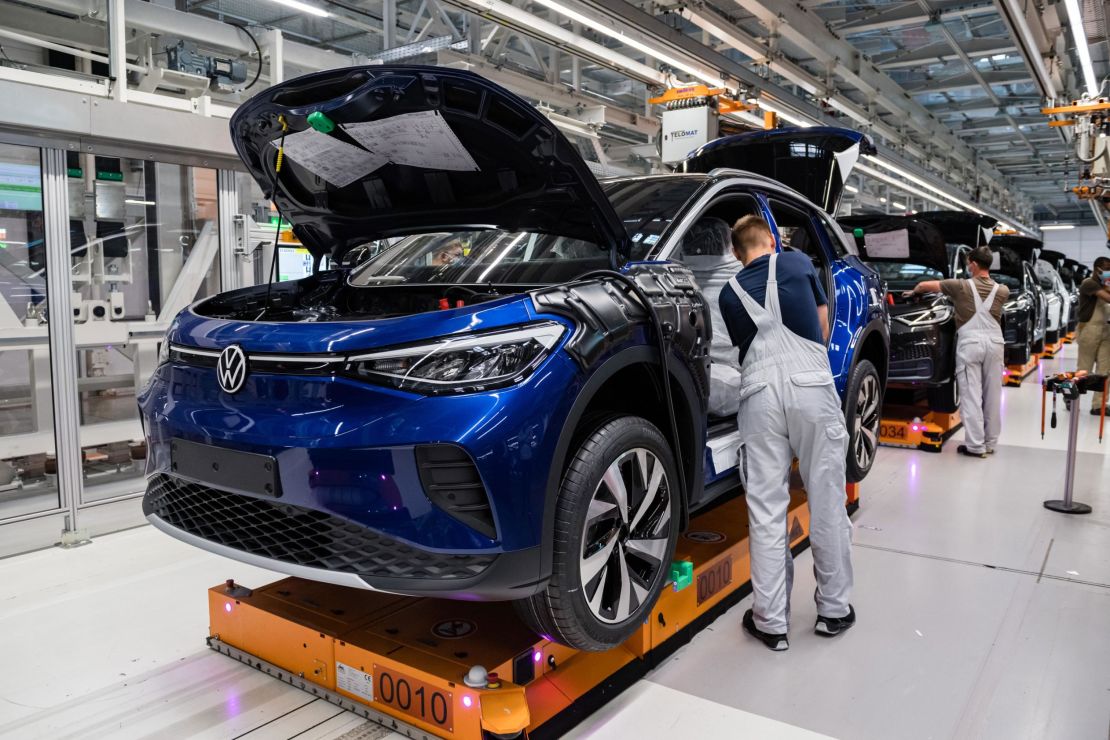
275, 114, 289, 173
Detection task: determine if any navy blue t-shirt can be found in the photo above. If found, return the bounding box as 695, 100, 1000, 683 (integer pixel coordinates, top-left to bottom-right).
718, 251, 828, 364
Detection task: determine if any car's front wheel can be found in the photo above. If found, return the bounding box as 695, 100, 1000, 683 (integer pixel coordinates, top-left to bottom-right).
515, 416, 679, 652
843, 359, 882, 483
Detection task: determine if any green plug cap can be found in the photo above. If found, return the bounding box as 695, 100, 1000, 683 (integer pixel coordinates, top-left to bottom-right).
307, 111, 335, 134
853, 227, 864, 238
670, 560, 694, 591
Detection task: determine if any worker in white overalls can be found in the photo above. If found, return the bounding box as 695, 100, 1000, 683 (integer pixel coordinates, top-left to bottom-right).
718, 215, 855, 651
907, 246, 1009, 458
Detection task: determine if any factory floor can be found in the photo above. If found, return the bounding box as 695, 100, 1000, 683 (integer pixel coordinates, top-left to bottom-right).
1, 344, 1107, 740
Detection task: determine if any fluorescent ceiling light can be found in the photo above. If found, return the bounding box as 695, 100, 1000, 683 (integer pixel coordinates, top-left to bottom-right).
879, 197, 887, 203
759, 100, 812, 128
892, 201, 907, 209
1065, 0, 1099, 95
845, 184, 859, 193
1039, 224, 1076, 230
266, 0, 330, 18
125, 198, 156, 206
531, 0, 730, 90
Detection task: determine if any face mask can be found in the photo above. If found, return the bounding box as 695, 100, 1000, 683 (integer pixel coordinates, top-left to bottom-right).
1102, 271, 1110, 280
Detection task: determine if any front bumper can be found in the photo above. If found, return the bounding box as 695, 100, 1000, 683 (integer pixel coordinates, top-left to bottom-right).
143, 473, 545, 599
138, 343, 583, 596
887, 321, 954, 385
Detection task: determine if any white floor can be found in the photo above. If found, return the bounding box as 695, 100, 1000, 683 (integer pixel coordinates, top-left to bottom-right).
1, 344, 1108, 740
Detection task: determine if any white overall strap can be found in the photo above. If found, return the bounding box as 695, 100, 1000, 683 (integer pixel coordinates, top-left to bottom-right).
967, 278, 999, 315
764, 253, 783, 322
728, 274, 774, 329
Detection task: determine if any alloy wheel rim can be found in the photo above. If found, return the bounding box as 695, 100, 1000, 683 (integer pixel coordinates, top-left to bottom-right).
852, 374, 880, 470
579, 448, 672, 625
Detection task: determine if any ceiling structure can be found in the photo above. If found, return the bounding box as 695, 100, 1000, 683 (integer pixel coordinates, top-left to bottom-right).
4, 0, 1106, 229
176, 0, 1109, 228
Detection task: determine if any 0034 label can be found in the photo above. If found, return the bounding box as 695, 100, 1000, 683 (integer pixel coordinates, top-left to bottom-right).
373, 664, 453, 731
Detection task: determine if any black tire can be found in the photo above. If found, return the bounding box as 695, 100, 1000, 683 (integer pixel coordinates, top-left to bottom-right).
927, 377, 959, 414
515, 416, 679, 652
842, 359, 882, 483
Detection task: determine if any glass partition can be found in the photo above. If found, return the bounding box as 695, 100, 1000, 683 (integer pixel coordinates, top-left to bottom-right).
72, 157, 220, 503
0, 144, 58, 520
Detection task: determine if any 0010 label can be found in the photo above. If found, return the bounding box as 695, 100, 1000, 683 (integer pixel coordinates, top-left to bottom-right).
336, 662, 374, 703
697, 556, 733, 606
373, 664, 453, 731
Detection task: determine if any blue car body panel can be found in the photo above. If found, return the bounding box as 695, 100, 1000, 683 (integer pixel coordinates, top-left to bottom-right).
139, 63, 886, 600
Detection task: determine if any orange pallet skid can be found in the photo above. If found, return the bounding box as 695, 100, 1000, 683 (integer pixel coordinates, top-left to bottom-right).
1039, 340, 1064, 358
208, 482, 860, 739
879, 406, 961, 452
1004, 356, 1039, 387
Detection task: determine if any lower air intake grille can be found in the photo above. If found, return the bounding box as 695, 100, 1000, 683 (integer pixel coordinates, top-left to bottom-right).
145, 474, 493, 580
415, 444, 496, 539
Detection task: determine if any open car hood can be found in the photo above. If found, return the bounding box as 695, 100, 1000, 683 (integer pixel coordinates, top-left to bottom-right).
1039, 249, 1066, 271
992, 245, 1028, 279
230, 65, 628, 264
990, 234, 1041, 264
838, 214, 949, 275
913, 211, 997, 248
1065, 258, 1088, 283
680, 127, 876, 213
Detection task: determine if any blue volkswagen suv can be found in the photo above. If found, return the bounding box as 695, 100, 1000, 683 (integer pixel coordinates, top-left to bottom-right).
139, 66, 887, 651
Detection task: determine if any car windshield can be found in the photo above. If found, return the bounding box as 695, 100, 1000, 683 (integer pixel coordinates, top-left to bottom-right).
869, 262, 945, 289
346, 177, 704, 286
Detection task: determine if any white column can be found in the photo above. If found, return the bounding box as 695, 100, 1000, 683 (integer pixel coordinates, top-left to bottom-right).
41, 148, 84, 537
217, 170, 241, 292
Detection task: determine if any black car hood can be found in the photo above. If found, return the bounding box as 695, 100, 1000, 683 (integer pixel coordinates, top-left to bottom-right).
1039, 249, 1066, 270
680, 127, 876, 213
838, 214, 949, 275
991, 234, 1041, 264
992, 245, 1028, 280
229, 65, 628, 263
913, 211, 997, 248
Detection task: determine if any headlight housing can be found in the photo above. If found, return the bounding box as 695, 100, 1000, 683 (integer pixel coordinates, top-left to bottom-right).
893, 304, 954, 327
343, 322, 565, 394
157, 335, 171, 365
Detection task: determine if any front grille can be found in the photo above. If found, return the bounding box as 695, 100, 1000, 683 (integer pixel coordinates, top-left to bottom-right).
892, 343, 932, 362
145, 474, 494, 580
415, 445, 496, 539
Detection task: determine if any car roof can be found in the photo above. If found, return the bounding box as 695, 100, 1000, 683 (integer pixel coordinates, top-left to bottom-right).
603, 169, 829, 213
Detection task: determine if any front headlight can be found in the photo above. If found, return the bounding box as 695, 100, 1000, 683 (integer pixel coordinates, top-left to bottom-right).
894, 304, 954, 327
157, 335, 171, 365
343, 322, 566, 394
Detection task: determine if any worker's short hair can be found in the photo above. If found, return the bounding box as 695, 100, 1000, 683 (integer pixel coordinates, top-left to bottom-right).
731, 215, 775, 253
968, 246, 993, 270
1094, 256, 1110, 272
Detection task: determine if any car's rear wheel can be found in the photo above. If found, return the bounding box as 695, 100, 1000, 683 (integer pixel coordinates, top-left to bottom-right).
515, 416, 679, 651
927, 377, 960, 414
843, 359, 881, 483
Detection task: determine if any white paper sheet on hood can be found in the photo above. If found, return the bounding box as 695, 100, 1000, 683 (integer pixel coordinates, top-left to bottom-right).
342, 110, 480, 172
863, 228, 911, 259
275, 128, 389, 188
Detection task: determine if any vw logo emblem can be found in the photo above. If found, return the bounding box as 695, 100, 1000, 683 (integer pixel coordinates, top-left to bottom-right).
216, 345, 248, 394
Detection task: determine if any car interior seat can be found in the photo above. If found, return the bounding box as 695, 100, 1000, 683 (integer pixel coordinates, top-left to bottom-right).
679, 217, 743, 418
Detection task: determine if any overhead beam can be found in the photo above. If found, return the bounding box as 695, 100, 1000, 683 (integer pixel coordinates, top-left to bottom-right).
872, 39, 1017, 69
835, 0, 997, 34
900, 69, 1033, 93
